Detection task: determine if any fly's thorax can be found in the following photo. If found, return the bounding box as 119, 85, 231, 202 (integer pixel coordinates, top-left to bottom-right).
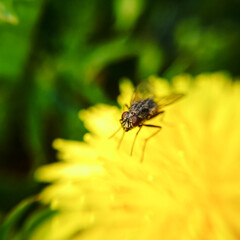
129, 98, 158, 120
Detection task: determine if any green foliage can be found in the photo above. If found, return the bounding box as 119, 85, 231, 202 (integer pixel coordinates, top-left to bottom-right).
0, 196, 56, 240
0, 0, 18, 24
0, 0, 240, 236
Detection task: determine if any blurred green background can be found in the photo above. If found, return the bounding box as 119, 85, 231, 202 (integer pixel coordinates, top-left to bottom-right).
0, 0, 240, 220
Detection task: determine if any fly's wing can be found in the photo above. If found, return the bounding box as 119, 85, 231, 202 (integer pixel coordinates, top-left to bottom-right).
130, 82, 155, 105
131, 82, 184, 108
156, 93, 184, 109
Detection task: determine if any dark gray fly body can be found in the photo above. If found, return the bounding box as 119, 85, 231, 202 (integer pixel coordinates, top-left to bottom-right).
110, 83, 184, 162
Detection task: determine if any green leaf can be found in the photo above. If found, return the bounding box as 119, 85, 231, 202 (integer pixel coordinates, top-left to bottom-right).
16, 207, 57, 240
0, 196, 37, 240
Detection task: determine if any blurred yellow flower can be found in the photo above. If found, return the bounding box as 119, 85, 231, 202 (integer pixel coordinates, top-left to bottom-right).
34, 73, 240, 240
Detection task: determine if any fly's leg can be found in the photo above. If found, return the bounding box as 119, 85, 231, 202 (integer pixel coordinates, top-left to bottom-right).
117, 131, 125, 149
130, 111, 164, 159
109, 104, 129, 140
148, 110, 165, 120
124, 104, 130, 110
159, 111, 165, 122
109, 127, 125, 149
109, 126, 122, 139
130, 126, 142, 156
140, 124, 162, 162
151, 110, 174, 127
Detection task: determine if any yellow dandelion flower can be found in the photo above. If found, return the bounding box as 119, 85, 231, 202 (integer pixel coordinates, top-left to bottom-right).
34, 73, 240, 240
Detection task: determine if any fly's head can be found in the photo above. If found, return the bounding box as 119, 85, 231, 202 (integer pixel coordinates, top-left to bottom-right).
120, 111, 142, 132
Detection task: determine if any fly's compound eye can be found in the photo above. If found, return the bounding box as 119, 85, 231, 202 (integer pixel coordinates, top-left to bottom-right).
121, 111, 128, 120
132, 115, 141, 127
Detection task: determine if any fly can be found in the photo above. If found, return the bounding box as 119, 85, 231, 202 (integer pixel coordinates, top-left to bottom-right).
111, 84, 184, 162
